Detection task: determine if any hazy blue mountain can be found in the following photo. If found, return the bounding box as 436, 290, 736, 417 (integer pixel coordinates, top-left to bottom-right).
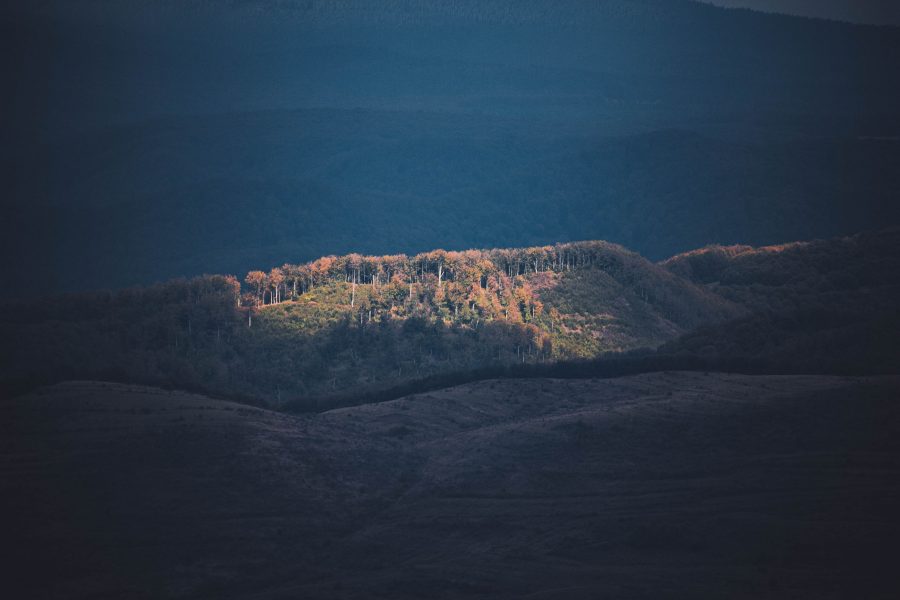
3, 0, 898, 295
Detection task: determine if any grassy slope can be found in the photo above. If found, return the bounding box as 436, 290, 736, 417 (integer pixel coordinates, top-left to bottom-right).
4, 373, 899, 598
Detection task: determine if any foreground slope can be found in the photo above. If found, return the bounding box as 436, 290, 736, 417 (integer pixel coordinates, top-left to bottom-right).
4, 373, 899, 598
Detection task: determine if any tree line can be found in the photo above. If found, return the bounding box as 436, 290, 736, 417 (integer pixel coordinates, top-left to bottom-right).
243, 241, 626, 325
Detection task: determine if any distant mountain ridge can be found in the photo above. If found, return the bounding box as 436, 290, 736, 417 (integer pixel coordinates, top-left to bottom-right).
3, 0, 898, 299
19, 0, 899, 28
7, 113, 898, 295
10, 0, 709, 26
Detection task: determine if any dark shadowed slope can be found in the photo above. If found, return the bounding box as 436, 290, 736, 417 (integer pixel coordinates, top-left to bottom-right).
661, 229, 900, 306
4, 373, 899, 598
659, 229, 900, 372
9, 112, 899, 295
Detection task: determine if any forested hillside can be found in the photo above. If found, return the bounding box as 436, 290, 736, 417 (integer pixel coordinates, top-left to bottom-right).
660, 229, 900, 373
0, 241, 736, 404
13, 118, 899, 294
3, 231, 898, 406
4, 0, 899, 295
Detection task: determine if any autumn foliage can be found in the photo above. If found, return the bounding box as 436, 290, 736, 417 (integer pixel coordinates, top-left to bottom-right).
4, 232, 895, 406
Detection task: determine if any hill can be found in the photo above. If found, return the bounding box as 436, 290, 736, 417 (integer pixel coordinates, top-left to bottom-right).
0, 240, 739, 404
9, 116, 899, 294
3, 231, 899, 405
659, 229, 900, 372
4, 373, 900, 598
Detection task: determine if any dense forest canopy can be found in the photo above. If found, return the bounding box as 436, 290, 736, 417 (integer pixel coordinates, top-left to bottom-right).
2, 0, 898, 295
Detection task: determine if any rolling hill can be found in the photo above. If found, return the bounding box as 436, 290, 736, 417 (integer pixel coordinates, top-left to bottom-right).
4, 4, 898, 598
659, 229, 900, 373
2, 230, 897, 406
0, 239, 740, 404
4, 373, 899, 598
